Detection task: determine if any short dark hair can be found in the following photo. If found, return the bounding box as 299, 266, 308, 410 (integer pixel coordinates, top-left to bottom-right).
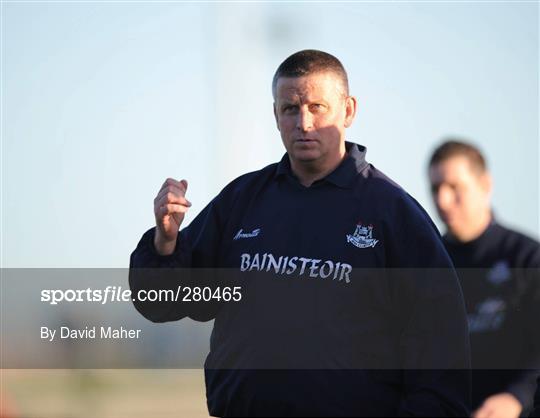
272, 49, 349, 98
429, 139, 487, 174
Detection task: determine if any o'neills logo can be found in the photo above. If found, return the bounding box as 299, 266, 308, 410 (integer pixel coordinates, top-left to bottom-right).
240, 252, 352, 284
234, 228, 261, 240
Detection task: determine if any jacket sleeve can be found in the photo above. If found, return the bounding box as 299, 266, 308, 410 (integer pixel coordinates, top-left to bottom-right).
385, 193, 472, 417
129, 192, 227, 323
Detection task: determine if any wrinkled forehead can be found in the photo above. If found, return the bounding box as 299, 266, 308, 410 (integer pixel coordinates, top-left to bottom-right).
274, 72, 346, 102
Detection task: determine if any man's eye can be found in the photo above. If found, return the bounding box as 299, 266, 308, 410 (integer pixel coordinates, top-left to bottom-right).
283, 106, 297, 113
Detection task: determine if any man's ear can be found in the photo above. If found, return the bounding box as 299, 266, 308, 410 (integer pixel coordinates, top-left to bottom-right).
273, 102, 280, 131
344, 96, 358, 128
480, 172, 493, 196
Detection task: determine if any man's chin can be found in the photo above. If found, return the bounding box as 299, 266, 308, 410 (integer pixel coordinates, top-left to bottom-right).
445, 222, 464, 240
290, 149, 321, 162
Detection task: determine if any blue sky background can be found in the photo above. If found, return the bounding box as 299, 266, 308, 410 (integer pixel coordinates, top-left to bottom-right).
2, 1, 538, 267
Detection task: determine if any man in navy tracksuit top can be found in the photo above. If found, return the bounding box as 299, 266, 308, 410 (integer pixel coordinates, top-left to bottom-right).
429, 140, 540, 418
130, 50, 471, 417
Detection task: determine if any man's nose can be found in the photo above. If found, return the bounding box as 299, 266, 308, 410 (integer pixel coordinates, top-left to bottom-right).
296, 107, 313, 131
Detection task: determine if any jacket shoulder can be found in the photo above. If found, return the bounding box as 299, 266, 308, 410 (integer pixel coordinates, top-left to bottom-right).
356, 164, 436, 226
493, 223, 540, 267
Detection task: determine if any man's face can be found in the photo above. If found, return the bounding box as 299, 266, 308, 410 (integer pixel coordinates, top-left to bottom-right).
429, 156, 491, 236
273, 71, 356, 168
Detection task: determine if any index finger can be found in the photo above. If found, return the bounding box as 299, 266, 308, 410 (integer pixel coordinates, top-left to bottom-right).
159, 178, 188, 194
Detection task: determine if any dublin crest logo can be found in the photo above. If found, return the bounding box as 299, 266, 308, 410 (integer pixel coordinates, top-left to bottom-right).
346, 223, 379, 249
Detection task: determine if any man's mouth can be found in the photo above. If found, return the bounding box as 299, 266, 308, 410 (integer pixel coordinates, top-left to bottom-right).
440, 212, 455, 224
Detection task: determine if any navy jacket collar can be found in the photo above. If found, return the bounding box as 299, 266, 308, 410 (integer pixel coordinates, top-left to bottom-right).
275, 141, 369, 189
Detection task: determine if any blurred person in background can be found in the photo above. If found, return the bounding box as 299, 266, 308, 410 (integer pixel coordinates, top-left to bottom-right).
428, 140, 540, 418
130, 50, 471, 417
